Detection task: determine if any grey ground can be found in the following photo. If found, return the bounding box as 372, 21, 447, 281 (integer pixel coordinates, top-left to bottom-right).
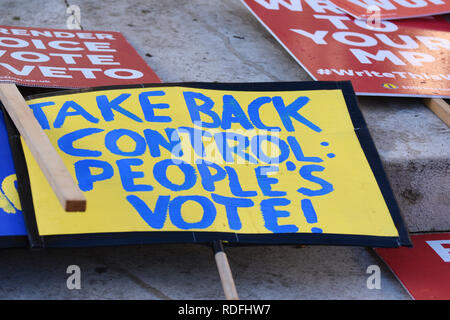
0, 0, 448, 300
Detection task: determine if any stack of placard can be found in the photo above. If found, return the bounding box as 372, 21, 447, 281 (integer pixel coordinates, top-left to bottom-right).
0, 24, 412, 250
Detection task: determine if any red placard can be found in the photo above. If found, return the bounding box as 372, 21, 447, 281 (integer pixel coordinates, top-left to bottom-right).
0, 25, 160, 88
328, 0, 450, 20
375, 233, 450, 300
242, 0, 450, 98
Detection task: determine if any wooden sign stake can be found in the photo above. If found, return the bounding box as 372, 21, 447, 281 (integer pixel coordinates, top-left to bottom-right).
423, 98, 450, 127
0, 83, 86, 212
212, 240, 239, 300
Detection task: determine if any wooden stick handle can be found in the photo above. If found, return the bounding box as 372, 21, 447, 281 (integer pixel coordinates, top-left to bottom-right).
213, 241, 239, 300
423, 98, 449, 127
0, 83, 86, 212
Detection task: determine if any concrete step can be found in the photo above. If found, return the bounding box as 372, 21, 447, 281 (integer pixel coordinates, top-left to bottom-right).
358, 97, 449, 233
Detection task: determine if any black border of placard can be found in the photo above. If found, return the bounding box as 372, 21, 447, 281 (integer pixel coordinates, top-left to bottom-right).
0, 235, 28, 248
6, 81, 411, 248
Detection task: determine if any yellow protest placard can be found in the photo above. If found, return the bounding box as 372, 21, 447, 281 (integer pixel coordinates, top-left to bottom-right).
19, 82, 410, 247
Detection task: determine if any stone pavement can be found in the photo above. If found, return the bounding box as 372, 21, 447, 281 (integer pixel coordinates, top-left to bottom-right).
0, 0, 448, 299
